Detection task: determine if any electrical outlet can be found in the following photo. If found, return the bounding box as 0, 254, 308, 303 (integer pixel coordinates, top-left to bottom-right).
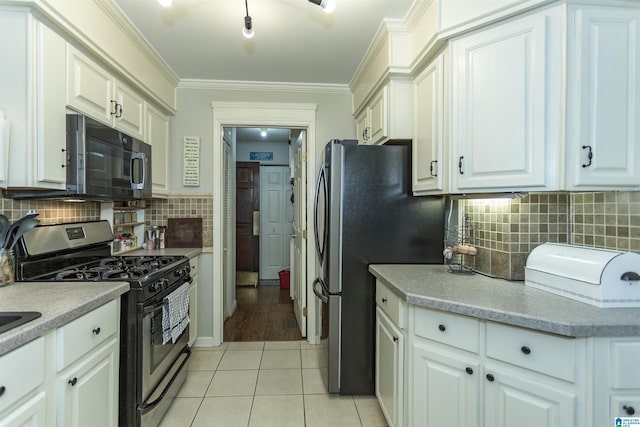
27, 209, 38, 215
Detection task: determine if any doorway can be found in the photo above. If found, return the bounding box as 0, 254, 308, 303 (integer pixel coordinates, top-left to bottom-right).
211, 102, 319, 347
226, 125, 304, 342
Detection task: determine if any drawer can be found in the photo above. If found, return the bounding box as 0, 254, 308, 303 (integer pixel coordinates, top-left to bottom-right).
414, 307, 480, 353
610, 340, 640, 389
0, 337, 45, 414
485, 322, 576, 382
57, 300, 118, 370
189, 256, 199, 276
375, 280, 405, 328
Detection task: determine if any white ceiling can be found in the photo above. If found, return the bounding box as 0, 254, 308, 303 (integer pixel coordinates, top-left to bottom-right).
112, 0, 414, 85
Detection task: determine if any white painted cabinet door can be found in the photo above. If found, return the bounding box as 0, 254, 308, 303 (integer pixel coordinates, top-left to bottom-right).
369, 87, 388, 144
67, 46, 114, 123
356, 109, 369, 144
411, 342, 480, 427
146, 103, 170, 196
114, 80, 145, 140
58, 338, 119, 427
451, 9, 561, 192
376, 307, 404, 427
484, 364, 577, 427
566, 6, 640, 189
413, 54, 446, 194
0, 392, 47, 427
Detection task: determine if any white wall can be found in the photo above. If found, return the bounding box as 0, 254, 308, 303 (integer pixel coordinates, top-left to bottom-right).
170, 83, 355, 341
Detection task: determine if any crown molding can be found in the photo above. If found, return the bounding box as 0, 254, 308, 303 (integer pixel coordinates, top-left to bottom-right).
178, 79, 351, 94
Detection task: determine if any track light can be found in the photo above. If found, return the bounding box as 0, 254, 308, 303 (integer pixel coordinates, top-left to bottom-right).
308, 0, 336, 13
243, 0, 255, 39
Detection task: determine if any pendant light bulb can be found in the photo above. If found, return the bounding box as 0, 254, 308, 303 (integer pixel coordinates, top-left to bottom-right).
308, 0, 336, 13
243, 15, 255, 39
158, 0, 173, 7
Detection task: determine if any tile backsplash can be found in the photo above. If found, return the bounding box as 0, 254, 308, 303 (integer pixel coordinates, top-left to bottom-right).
0, 193, 214, 249
460, 191, 640, 280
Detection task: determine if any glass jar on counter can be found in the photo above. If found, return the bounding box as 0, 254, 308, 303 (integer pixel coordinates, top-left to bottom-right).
0, 249, 15, 286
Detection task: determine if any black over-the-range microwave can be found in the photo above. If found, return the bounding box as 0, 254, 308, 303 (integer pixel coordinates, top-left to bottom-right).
5, 113, 152, 201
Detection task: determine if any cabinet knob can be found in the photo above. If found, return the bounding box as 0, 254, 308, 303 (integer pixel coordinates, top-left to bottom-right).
486, 374, 495, 382
393, 336, 398, 342
381, 298, 387, 303
92, 327, 101, 335
521, 346, 531, 355
624, 405, 635, 416
438, 324, 446, 332
0, 385, 5, 397
68, 377, 78, 386
465, 367, 473, 375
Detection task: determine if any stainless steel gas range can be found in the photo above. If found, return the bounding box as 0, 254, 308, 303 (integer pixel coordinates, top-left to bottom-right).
14, 220, 191, 427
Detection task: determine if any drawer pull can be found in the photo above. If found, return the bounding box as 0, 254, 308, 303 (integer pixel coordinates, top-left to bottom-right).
465, 367, 473, 375
521, 346, 531, 355
393, 336, 398, 342
438, 324, 446, 332
68, 377, 78, 387
0, 385, 5, 397
624, 406, 636, 416
92, 327, 101, 335
381, 298, 387, 303
486, 374, 495, 382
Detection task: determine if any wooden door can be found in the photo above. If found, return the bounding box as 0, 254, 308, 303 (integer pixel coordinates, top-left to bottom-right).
292, 131, 307, 336
236, 162, 260, 272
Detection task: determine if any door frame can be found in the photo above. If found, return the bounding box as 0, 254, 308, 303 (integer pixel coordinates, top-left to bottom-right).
211, 101, 318, 345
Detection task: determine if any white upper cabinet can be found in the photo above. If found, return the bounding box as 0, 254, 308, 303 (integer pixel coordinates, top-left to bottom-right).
565, 5, 640, 190
146, 103, 170, 196
413, 51, 447, 194
355, 80, 413, 145
0, 10, 67, 190
450, 7, 562, 193
67, 45, 145, 140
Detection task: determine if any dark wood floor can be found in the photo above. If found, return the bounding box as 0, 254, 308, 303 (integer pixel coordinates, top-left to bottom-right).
223, 285, 303, 341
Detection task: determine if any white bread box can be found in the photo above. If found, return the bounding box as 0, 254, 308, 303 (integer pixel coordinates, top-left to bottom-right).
525, 243, 640, 308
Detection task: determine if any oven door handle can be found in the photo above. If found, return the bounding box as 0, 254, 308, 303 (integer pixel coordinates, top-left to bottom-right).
142, 300, 165, 315
138, 346, 191, 415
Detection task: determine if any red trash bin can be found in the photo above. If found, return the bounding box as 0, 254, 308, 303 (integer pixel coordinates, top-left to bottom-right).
278, 269, 290, 289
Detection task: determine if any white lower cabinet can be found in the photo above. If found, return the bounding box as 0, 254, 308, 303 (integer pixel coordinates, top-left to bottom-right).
397, 301, 586, 427
57, 339, 118, 427
0, 299, 121, 427
376, 308, 404, 427
56, 299, 119, 427
0, 337, 47, 427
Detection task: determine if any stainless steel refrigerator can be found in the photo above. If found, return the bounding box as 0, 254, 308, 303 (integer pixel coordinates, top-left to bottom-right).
313, 139, 445, 395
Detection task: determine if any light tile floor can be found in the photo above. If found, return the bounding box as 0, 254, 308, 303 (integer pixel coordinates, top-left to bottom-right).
159, 340, 388, 427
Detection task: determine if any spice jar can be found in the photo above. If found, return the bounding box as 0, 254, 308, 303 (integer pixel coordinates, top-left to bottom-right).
0, 249, 15, 286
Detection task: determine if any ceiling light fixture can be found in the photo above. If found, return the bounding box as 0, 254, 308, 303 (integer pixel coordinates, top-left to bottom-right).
307, 0, 336, 13
243, 0, 255, 39
158, 0, 173, 7
261, 128, 267, 137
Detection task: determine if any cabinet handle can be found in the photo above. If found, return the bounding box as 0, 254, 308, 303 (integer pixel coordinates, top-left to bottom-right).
486, 373, 495, 382
61, 148, 66, 169
364, 127, 370, 141
429, 160, 438, 177
581, 145, 593, 168
393, 336, 398, 342
621, 271, 640, 281
0, 385, 5, 397
465, 367, 473, 375
92, 327, 101, 335
116, 103, 123, 118
624, 405, 636, 416
458, 156, 464, 175
438, 324, 446, 332
521, 346, 531, 355
381, 298, 387, 303
110, 100, 118, 116
68, 377, 78, 386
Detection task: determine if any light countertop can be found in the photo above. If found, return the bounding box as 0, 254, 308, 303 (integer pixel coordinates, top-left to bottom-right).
130, 247, 202, 258
0, 281, 129, 356
369, 264, 640, 337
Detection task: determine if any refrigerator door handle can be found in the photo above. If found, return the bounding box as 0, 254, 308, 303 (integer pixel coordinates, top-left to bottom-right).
313, 166, 328, 262
312, 277, 328, 303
